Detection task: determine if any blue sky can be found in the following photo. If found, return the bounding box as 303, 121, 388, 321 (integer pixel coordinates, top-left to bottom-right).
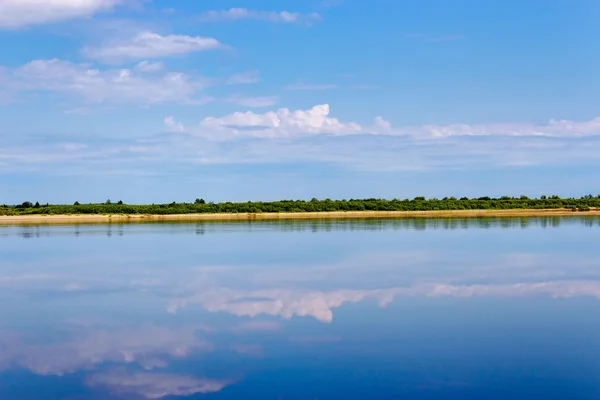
1, 0, 599, 204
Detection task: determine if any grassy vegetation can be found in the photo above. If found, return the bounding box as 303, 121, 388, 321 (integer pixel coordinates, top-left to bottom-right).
1, 195, 599, 216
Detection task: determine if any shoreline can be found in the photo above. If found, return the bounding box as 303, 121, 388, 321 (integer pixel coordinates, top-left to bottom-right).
1, 209, 600, 225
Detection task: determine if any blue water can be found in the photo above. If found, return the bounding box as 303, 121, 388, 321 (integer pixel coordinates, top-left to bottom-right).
1, 217, 600, 399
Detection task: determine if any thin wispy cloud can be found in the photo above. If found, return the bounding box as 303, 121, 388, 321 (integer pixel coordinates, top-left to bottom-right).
8, 58, 210, 105
198, 8, 322, 25
83, 32, 224, 63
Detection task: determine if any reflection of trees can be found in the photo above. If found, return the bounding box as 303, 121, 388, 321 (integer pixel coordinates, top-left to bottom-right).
8, 216, 600, 238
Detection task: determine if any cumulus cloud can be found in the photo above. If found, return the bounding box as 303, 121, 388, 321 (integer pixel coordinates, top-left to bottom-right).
167, 104, 600, 140
10, 58, 208, 105
168, 104, 361, 139
0, 0, 123, 28
87, 369, 228, 399
198, 8, 322, 25
83, 32, 224, 63
164, 116, 184, 132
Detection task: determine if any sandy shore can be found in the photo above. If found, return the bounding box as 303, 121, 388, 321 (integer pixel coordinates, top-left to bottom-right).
1, 209, 599, 225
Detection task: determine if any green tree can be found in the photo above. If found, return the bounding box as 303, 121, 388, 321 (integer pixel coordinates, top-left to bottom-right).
195, 198, 206, 205
105, 199, 112, 205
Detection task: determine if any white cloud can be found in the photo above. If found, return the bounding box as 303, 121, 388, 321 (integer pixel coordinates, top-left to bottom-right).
10, 58, 208, 105
164, 116, 184, 132
87, 369, 228, 399
0, 0, 122, 29
199, 8, 322, 25
398, 117, 600, 138
226, 70, 260, 85
165, 104, 600, 142
83, 32, 224, 63
167, 101, 600, 140
5, 127, 600, 176
4, 103, 600, 175
135, 61, 165, 72
372, 116, 393, 134
170, 104, 361, 139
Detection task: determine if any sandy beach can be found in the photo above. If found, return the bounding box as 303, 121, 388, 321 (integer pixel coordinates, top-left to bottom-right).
0, 208, 599, 225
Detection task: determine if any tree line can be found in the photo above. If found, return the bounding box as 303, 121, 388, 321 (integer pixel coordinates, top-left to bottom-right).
1, 195, 600, 216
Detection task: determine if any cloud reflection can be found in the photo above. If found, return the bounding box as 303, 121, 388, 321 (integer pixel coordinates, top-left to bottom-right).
0, 325, 210, 375
168, 288, 395, 323
168, 280, 600, 322
86, 369, 228, 399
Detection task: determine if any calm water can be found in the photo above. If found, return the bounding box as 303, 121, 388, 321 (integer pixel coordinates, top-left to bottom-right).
1, 217, 600, 399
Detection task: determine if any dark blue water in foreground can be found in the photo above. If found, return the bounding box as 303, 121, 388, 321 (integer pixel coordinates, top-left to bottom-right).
1, 217, 600, 399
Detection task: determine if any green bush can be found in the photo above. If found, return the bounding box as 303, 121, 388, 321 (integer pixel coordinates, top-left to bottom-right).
1, 195, 598, 216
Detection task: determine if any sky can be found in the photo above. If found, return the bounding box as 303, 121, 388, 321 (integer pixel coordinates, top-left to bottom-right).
0, 0, 599, 204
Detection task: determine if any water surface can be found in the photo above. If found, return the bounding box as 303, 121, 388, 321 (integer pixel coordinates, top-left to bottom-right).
1, 217, 600, 399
